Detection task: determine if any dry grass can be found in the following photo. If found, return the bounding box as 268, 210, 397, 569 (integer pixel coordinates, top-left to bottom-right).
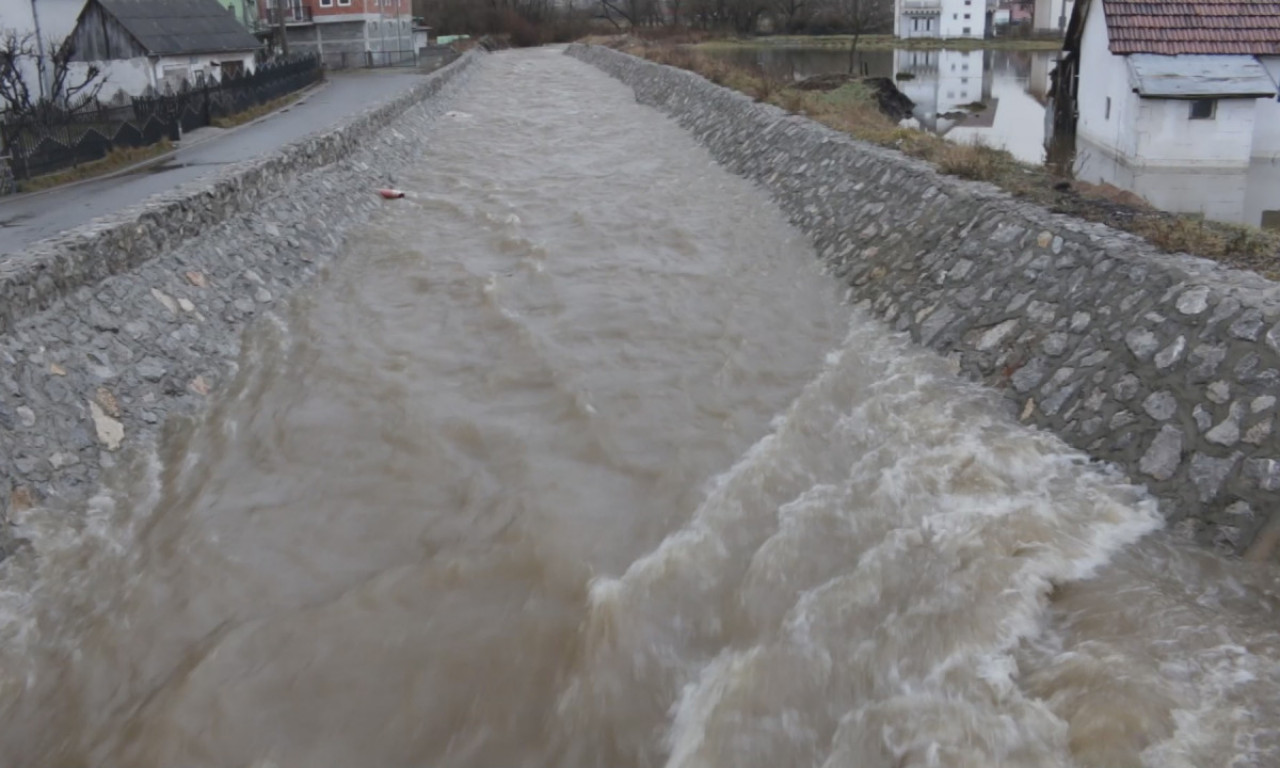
611, 38, 1280, 272
16, 140, 174, 193
212, 91, 306, 129
935, 142, 1017, 182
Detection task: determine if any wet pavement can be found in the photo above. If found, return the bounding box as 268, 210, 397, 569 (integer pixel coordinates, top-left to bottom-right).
0, 70, 427, 256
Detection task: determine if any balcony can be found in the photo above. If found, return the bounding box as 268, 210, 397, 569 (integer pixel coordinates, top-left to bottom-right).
900, 0, 941, 11
264, 4, 314, 25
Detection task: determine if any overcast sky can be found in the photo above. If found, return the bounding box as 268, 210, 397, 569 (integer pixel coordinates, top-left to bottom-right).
2, 0, 86, 41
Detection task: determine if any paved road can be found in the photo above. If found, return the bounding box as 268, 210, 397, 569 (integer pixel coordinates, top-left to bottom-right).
0, 70, 427, 256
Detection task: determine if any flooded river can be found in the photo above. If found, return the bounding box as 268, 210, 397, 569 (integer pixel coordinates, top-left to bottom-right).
1, 49, 1279, 767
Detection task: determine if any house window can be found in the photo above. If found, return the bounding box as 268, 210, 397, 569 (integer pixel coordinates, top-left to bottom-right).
953, 13, 958, 18
1189, 99, 1216, 119
962, 77, 968, 84
964, 13, 970, 18
319, 0, 332, 6
913, 17, 919, 30
1105, 97, 1111, 119
963, 26, 971, 32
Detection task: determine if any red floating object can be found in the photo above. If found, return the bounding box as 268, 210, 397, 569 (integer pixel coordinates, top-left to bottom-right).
378, 188, 406, 199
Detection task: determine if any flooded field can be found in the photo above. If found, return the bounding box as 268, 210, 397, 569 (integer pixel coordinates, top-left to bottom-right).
708, 46, 1280, 230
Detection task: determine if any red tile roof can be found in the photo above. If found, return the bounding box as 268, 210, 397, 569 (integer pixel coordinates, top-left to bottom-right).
1102, 0, 1280, 54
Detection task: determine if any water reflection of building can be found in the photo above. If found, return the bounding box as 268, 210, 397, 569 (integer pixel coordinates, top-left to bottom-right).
894, 50, 993, 131
1076, 139, 1279, 227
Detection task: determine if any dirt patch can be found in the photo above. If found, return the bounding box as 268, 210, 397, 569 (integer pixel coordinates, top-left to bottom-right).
794, 74, 915, 121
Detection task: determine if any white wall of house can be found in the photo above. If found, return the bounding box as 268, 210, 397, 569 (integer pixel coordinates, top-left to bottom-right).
153, 52, 258, 92
1253, 57, 1280, 159
74, 51, 258, 98
69, 58, 154, 100
939, 0, 985, 37
1131, 97, 1257, 168
1074, 0, 1138, 158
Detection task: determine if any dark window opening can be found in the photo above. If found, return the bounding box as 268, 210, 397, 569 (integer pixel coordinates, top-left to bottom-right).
1189, 99, 1216, 119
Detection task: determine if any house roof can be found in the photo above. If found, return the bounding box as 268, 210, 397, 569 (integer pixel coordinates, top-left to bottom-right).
91, 0, 261, 56
1101, 0, 1280, 55
1127, 53, 1278, 96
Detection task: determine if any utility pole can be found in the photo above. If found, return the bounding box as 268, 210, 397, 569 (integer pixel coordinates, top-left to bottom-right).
28, 0, 48, 101
276, 0, 290, 56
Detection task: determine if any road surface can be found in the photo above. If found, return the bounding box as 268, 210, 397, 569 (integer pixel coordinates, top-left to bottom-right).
0, 70, 427, 256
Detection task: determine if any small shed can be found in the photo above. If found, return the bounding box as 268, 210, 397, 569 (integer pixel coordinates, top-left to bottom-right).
67, 0, 263, 96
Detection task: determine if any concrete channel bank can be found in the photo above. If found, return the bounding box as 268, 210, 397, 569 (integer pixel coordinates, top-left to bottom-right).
0, 53, 479, 559
567, 43, 1280, 558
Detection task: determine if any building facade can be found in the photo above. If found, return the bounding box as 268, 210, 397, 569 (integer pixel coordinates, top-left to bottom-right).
895, 0, 988, 39
67, 0, 260, 97
262, 0, 412, 68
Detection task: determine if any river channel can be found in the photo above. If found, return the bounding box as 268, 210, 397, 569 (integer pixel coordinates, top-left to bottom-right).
0, 48, 1277, 768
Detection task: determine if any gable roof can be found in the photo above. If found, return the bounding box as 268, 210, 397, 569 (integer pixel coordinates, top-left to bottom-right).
1101, 0, 1280, 55
87, 0, 261, 56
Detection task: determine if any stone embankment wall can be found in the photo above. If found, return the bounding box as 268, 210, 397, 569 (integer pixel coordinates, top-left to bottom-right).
567, 43, 1280, 557
0, 53, 478, 560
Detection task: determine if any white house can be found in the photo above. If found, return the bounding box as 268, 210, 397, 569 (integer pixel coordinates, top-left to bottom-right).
895, 0, 988, 39
66, 0, 261, 97
1053, 0, 1280, 223
1061, 0, 1280, 169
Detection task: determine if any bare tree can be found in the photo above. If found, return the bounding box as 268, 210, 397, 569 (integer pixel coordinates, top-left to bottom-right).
0, 28, 103, 115
830, 0, 890, 72
771, 0, 809, 32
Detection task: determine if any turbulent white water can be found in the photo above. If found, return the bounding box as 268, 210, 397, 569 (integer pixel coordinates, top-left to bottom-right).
0, 48, 1277, 768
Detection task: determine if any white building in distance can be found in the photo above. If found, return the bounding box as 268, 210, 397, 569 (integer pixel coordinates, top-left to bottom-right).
895, 0, 989, 40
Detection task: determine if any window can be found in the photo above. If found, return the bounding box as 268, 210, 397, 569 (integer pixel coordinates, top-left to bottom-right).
337, 0, 349, 6
1105, 97, 1111, 119
963, 26, 971, 33
962, 63, 969, 70
1189, 99, 1216, 119
913, 17, 919, 30
964, 13, 970, 18
319, 0, 332, 6
962, 77, 968, 84
953, 13, 958, 18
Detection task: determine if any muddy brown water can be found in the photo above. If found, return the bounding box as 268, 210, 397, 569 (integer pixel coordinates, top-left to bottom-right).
1, 49, 1278, 768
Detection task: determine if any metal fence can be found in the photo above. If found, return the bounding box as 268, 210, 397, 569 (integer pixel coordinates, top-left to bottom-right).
0, 54, 323, 183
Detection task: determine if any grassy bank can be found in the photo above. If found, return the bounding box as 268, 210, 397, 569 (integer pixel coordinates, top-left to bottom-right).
211, 91, 306, 129
609, 38, 1280, 276
698, 34, 1065, 51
